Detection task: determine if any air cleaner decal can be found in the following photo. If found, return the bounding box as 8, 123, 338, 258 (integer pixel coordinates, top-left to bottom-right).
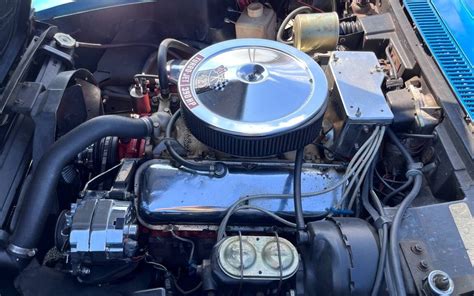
179, 54, 204, 109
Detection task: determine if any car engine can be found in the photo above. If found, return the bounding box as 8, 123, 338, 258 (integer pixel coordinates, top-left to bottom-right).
56, 37, 387, 293
1, 0, 473, 295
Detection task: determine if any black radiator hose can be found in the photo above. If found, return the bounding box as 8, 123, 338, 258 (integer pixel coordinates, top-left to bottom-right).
0, 115, 153, 271
157, 38, 198, 98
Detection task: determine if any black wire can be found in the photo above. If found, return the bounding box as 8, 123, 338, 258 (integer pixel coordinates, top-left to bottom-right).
165, 110, 226, 175
382, 176, 413, 204
373, 223, 389, 296
274, 231, 283, 295
397, 133, 436, 139
372, 192, 391, 295
384, 252, 396, 293
278, 211, 329, 221
238, 231, 244, 296
76, 42, 160, 49
375, 168, 398, 191
361, 159, 379, 221
294, 148, 306, 232
374, 167, 411, 203
388, 128, 415, 163
365, 156, 388, 296
78, 262, 138, 284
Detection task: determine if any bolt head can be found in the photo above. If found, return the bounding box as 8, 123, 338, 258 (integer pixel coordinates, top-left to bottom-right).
411, 244, 423, 254
418, 260, 429, 271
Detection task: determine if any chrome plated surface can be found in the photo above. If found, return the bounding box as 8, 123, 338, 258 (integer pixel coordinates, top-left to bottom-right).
137, 160, 342, 224
178, 39, 328, 136
425, 270, 454, 296
325, 51, 394, 157
7, 244, 36, 257
217, 235, 299, 280
328, 51, 393, 122
69, 199, 137, 260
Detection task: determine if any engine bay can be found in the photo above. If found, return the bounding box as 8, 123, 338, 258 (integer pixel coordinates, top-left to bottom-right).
1, 0, 473, 295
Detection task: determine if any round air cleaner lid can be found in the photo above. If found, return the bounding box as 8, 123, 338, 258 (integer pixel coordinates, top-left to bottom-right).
178, 39, 328, 157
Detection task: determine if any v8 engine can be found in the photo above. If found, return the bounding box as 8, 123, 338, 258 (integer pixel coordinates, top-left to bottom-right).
52, 38, 388, 294
4, 1, 468, 296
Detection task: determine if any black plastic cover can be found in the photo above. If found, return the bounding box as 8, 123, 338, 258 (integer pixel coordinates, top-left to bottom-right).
301, 218, 379, 296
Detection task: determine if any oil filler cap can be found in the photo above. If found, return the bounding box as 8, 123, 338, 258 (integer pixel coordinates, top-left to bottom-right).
178, 39, 328, 157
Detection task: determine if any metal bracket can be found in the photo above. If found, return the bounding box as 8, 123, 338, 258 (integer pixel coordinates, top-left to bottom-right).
7, 243, 37, 258
40, 44, 74, 68
7, 82, 44, 114
0, 26, 58, 114
27, 70, 97, 166
400, 240, 434, 295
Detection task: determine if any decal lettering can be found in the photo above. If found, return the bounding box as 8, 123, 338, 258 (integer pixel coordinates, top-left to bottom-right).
179, 54, 204, 109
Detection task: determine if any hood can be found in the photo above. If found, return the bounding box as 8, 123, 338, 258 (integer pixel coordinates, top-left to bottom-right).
0, 0, 31, 86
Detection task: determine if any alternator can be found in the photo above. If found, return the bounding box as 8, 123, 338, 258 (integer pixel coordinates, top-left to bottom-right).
60, 198, 138, 274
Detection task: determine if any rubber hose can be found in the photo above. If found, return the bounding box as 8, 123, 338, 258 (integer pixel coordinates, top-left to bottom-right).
364, 157, 386, 296
165, 110, 225, 175
372, 223, 389, 296
2, 115, 153, 271
157, 39, 198, 98
294, 148, 306, 231
390, 175, 422, 295
276, 6, 313, 44
386, 128, 423, 296
382, 176, 413, 204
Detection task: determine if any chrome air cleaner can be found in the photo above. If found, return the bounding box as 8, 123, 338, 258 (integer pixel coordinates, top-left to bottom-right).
178, 39, 328, 157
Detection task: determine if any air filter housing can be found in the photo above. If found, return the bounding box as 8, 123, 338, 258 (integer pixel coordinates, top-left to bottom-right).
178, 39, 328, 157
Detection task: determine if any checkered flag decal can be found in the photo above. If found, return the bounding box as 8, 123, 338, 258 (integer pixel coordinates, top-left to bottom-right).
212, 79, 229, 91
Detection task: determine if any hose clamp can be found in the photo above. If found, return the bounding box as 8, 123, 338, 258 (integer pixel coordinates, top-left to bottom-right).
374, 216, 391, 229
140, 117, 154, 136
406, 162, 424, 178
7, 244, 37, 257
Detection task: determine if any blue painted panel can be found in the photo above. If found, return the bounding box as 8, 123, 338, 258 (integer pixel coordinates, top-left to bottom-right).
405, 0, 474, 120
32, 0, 155, 20
432, 0, 474, 67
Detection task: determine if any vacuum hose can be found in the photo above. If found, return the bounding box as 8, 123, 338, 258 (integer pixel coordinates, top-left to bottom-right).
0, 115, 153, 271
165, 110, 226, 176
386, 128, 423, 295
157, 39, 198, 98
